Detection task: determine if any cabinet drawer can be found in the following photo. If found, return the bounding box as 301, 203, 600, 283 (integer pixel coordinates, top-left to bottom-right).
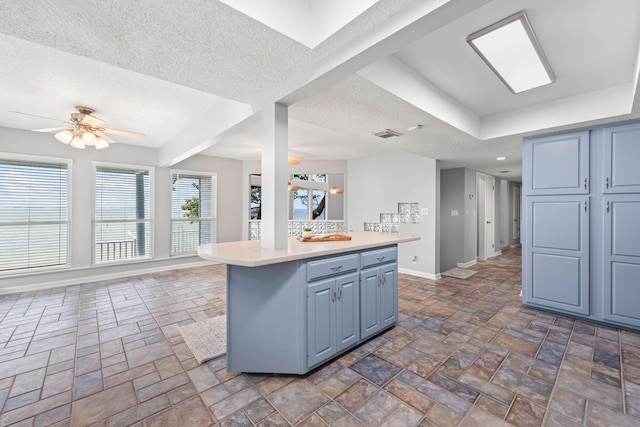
307, 254, 358, 282
361, 247, 397, 269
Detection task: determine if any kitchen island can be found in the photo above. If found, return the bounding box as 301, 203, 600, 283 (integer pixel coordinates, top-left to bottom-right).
198, 232, 419, 374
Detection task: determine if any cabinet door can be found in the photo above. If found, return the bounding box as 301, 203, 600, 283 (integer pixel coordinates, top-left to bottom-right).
307, 279, 336, 366
380, 263, 398, 330
336, 273, 359, 352
524, 131, 589, 195
524, 196, 590, 315
602, 195, 640, 327
603, 123, 640, 193
360, 267, 381, 340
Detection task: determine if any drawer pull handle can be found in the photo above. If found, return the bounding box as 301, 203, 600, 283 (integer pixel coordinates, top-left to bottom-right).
330, 265, 343, 271
377, 256, 386, 262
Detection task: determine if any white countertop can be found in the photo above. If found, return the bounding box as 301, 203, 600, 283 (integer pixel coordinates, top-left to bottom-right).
198, 232, 420, 267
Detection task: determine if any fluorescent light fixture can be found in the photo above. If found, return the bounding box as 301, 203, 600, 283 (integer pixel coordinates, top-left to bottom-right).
496, 156, 507, 160
467, 11, 554, 94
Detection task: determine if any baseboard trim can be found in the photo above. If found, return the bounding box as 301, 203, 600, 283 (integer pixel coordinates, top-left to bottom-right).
0, 260, 218, 295
457, 260, 477, 268
493, 250, 502, 257
398, 268, 441, 280
510, 243, 522, 249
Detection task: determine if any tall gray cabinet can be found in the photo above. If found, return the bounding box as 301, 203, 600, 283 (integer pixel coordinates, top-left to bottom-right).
523, 121, 640, 330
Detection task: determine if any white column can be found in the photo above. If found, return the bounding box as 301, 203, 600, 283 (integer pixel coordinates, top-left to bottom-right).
261, 102, 289, 249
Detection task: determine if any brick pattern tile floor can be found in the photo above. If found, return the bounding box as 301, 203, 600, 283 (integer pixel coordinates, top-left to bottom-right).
1, 248, 640, 426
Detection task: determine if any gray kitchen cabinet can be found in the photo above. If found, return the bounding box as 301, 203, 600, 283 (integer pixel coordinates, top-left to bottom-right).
524, 130, 590, 195
360, 246, 398, 341
602, 195, 640, 328
307, 272, 359, 367
226, 244, 401, 374
603, 123, 640, 193
524, 196, 590, 315
523, 120, 640, 332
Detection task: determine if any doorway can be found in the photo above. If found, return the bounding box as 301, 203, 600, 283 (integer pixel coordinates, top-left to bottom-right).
513, 186, 521, 240
477, 173, 495, 260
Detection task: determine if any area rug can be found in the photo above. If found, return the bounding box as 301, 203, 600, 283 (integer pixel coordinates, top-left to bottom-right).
442, 267, 478, 279
178, 315, 226, 364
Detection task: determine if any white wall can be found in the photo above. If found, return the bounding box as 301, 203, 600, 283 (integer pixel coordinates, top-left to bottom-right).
0, 127, 243, 293
439, 167, 478, 271
463, 168, 477, 263
439, 168, 464, 271
348, 151, 438, 279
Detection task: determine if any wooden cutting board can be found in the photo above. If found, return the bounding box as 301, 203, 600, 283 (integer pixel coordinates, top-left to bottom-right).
296, 234, 352, 242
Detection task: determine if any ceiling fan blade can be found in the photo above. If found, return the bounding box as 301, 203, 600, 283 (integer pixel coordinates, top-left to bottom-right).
9, 111, 65, 123
33, 126, 71, 133
102, 127, 145, 139
94, 131, 117, 144
80, 114, 104, 126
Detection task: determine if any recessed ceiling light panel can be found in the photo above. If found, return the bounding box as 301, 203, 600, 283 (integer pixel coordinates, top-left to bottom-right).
467, 11, 554, 94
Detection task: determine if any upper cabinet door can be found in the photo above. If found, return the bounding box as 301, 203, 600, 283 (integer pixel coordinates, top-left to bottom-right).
524, 131, 590, 195
603, 123, 640, 194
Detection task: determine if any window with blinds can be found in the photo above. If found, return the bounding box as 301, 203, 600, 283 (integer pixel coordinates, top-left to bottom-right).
0, 156, 70, 272
171, 172, 216, 255
94, 164, 153, 263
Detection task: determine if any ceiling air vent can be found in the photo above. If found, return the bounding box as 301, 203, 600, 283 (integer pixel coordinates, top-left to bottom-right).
373, 129, 402, 139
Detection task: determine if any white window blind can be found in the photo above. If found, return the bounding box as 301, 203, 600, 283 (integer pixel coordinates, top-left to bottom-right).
94, 165, 152, 263
0, 157, 70, 272
171, 172, 216, 255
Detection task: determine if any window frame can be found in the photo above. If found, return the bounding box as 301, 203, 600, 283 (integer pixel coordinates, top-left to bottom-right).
290, 174, 329, 221
170, 169, 217, 256
92, 161, 155, 265
0, 152, 73, 275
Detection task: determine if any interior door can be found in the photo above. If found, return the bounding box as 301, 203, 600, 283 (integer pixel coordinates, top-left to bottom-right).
477, 174, 486, 259
485, 176, 495, 257
513, 186, 521, 240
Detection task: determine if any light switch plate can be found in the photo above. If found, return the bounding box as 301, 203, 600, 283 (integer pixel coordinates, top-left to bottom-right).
421, 208, 428, 215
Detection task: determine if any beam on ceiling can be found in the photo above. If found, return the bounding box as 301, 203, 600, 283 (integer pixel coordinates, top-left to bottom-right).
158, 98, 257, 167
257, 0, 492, 108
358, 56, 481, 138
481, 83, 634, 140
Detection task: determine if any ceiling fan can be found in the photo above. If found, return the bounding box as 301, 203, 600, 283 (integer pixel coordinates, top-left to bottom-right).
17, 106, 145, 149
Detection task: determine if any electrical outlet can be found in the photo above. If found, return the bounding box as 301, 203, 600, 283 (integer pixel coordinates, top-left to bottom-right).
451, 210, 458, 216
421, 208, 429, 215
411, 256, 418, 264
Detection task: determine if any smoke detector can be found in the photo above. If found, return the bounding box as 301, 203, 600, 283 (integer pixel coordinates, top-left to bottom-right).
373, 129, 402, 139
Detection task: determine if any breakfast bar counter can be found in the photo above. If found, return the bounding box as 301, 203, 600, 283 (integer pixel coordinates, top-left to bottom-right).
198, 232, 419, 374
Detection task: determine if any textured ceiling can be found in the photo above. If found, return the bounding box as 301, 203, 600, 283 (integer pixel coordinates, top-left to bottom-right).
0, 0, 639, 182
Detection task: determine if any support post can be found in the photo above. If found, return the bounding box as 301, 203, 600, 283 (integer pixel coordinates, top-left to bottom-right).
260, 102, 289, 249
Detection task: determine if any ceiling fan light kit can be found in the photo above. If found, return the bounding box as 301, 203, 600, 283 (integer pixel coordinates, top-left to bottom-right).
54, 129, 73, 144
30, 106, 145, 150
